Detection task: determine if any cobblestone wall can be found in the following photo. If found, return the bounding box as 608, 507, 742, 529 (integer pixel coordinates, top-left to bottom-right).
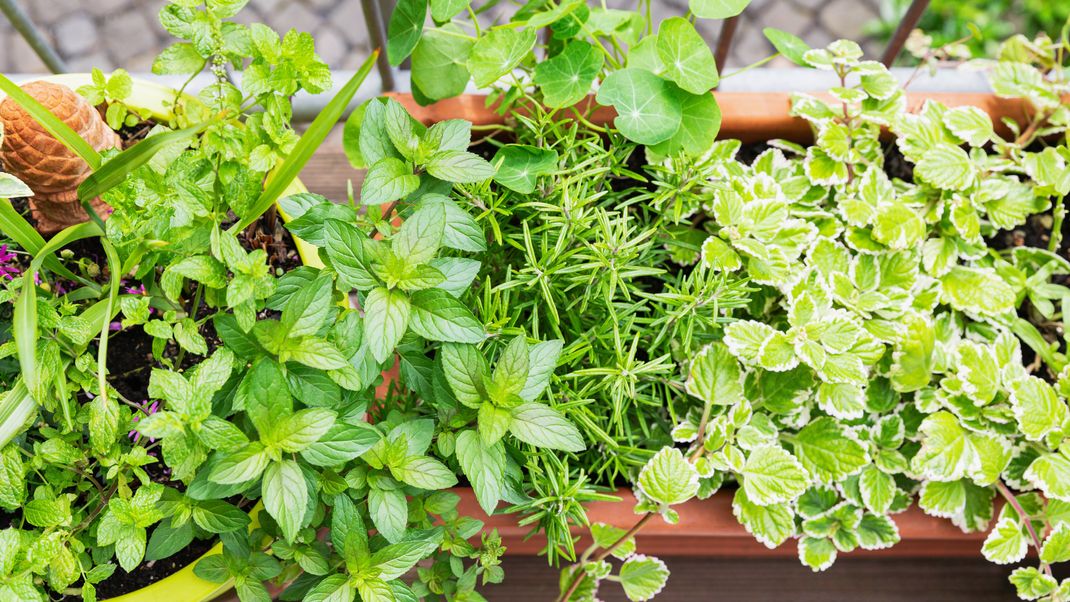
0, 0, 883, 73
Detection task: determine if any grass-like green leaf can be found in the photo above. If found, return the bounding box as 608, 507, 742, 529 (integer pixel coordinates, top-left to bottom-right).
0, 199, 91, 286
15, 221, 103, 400
0, 380, 37, 449
77, 121, 212, 202
231, 51, 379, 232
0, 74, 102, 169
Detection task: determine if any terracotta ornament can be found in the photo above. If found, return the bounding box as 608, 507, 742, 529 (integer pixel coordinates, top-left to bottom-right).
0, 80, 120, 233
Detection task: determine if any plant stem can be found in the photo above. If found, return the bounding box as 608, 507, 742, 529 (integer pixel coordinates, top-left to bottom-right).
558, 512, 656, 602
1051, 195, 1065, 253
720, 53, 777, 80
995, 480, 1053, 580
560, 403, 715, 602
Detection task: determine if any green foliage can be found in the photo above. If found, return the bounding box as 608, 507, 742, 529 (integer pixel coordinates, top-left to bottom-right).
390, 0, 814, 156
555, 33, 1070, 602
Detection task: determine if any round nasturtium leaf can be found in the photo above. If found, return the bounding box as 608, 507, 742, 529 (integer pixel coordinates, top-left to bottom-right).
595, 68, 683, 146
650, 87, 722, 157
411, 26, 473, 102
763, 27, 811, 67
626, 36, 664, 74
492, 145, 560, 194
656, 17, 718, 94
690, 0, 751, 19
467, 27, 538, 88
533, 41, 604, 108
386, 0, 427, 67
430, 0, 470, 23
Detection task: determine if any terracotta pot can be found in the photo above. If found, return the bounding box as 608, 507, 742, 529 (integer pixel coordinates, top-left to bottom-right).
385, 91, 1042, 144
453, 487, 993, 559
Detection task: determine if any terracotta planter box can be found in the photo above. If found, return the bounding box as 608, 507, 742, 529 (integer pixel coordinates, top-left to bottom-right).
371, 90, 1040, 561
385, 91, 1041, 143
452, 487, 993, 559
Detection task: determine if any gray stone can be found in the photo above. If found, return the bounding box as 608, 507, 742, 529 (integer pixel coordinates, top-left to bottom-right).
304, 0, 340, 11
327, 0, 369, 47
819, 0, 878, 38
763, 3, 816, 33
8, 34, 50, 73
729, 25, 772, 70
102, 10, 157, 63
339, 49, 374, 70
27, 0, 82, 21
55, 13, 98, 57
312, 25, 348, 67
268, 1, 321, 35
66, 51, 113, 73
248, 0, 286, 15
86, 0, 134, 18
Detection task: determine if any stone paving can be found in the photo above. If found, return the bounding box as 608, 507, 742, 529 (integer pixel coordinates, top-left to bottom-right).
0, 0, 882, 74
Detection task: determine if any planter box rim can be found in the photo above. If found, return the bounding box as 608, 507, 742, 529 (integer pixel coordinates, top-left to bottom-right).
453, 486, 994, 559
384, 91, 1040, 144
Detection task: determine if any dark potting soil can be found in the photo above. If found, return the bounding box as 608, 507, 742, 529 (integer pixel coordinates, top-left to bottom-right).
90, 537, 217, 600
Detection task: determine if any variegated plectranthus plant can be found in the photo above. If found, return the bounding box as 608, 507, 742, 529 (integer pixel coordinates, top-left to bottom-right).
561, 35, 1070, 602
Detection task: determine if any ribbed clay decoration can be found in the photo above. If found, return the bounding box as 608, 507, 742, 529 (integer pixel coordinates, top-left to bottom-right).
0, 81, 121, 233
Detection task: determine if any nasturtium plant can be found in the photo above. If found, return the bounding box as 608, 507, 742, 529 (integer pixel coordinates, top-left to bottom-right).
390, 0, 808, 157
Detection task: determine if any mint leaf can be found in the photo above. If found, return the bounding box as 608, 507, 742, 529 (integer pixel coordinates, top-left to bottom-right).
364, 287, 411, 363
361, 158, 419, 206
519, 339, 563, 402
440, 343, 488, 408
508, 402, 585, 452
393, 203, 446, 266
393, 455, 458, 490
409, 289, 485, 343
455, 430, 505, 514
368, 486, 408, 543
324, 219, 377, 290
263, 460, 308, 543
425, 150, 495, 183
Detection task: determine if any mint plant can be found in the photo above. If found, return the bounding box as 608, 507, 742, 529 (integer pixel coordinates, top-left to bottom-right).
0, 1, 432, 599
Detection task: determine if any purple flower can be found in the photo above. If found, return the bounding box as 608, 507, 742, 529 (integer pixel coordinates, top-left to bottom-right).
0, 245, 21, 280
129, 400, 160, 443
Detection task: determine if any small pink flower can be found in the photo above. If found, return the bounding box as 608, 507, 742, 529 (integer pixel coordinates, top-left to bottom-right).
130, 400, 160, 443
0, 245, 18, 280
